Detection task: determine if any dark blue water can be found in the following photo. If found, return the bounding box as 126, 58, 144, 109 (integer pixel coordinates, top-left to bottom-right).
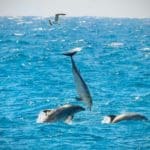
0, 17, 150, 150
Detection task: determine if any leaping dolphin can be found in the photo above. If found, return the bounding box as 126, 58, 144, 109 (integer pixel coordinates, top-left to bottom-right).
62, 48, 93, 111
36, 104, 85, 124
102, 113, 148, 124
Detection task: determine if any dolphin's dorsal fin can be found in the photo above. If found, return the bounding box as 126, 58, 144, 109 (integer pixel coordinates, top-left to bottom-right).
75, 96, 83, 101
65, 115, 74, 124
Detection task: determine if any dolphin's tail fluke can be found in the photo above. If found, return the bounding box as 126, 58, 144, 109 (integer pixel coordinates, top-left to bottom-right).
62, 47, 82, 57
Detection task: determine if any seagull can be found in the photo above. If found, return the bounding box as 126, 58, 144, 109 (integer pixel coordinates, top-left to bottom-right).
49, 13, 66, 26
48, 19, 53, 26
55, 13, 66, 23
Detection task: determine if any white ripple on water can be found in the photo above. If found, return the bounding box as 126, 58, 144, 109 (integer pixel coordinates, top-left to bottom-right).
72, 27, 79, 31
140, 47, 150, 58
33, 27, 44, 31
16, 21, 33, 25
14, 33, 24, 36
8, 17, 16, 20
108, 42, 124, 48
75, 39, 85, 43
140, 47, 150, 51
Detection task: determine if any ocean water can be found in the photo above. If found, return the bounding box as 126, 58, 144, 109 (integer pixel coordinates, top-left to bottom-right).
0, 16, 150, 150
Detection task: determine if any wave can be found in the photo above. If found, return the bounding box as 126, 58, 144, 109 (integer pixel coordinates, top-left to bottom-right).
17, 21, 33, 25
33, 28, 44, 31
140, 47, 150, 51
108, 42, 124, 48
14, 33, 24, 36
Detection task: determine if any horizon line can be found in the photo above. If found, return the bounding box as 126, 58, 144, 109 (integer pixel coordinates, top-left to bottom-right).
0, 15, 150, 19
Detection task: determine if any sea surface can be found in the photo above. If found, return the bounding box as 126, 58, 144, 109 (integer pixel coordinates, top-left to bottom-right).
0, 17, 150, 150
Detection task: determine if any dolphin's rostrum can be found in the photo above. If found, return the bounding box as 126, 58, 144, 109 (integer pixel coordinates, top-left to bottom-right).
63, 48, 93, 110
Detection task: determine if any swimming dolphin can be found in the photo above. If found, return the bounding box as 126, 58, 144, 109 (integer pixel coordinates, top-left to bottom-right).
49, 13, 66, 25
36, 104, 85, 124
102, 113, 148, 124
62, 48, 93, 110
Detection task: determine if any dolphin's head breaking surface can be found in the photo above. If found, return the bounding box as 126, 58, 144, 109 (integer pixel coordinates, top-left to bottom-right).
36, 109, 53, 123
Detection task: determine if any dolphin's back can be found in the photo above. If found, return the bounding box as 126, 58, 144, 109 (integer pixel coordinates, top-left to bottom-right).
36, 104, 85, 123
112, 113, 148, 123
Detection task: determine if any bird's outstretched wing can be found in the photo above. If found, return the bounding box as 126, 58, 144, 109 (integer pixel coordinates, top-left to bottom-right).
49, 19, 53, 26
55, 13, 66, 22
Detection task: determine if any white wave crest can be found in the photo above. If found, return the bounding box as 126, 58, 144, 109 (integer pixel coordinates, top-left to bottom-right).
14, 33, 24, 36
140, 47, 150, 51
109, 42, 124, 48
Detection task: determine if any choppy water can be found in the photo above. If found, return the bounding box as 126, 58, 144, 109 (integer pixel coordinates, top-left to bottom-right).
0, 17, 150, 150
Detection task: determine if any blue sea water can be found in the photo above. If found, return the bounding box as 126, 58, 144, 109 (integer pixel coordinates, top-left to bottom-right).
0, 16, 150, 150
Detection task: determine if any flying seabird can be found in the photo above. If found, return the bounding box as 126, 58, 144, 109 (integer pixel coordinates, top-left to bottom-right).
49, 13, 66, 26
